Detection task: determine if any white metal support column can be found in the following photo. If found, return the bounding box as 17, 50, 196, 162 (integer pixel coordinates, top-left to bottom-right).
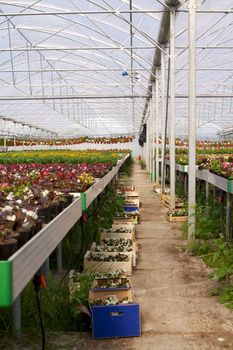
148, 104, 151, 174
161, 49, 166, 193
152, 83, 156, 182
12, 296, 21, 336
3, 119, 7, 147
155, 69, 160, 185
169, 8, 176, 209
226, 193, 231, 241
14, 122, 16, 147
147, 106, 150, 172
188, 0, 197, 240
149, 99, 153, 180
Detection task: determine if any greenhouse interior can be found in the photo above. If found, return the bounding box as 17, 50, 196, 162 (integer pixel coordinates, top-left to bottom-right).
1, 0, 233, 349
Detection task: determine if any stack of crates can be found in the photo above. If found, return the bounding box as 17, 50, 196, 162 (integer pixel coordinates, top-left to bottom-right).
82, 185, 141, 339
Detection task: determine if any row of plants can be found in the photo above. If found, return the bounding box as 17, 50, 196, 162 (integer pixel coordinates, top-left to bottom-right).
185, 195, 233, 309
2, 136, 135, 147
159, 138, 233, 148
174, 148, 233, 155
164, 149, 233, 179
175, 173, 233, 309
0, 150, 127, 259
0, 149, 126, 165
163, 158, 233, 309
0, 159, 132, 346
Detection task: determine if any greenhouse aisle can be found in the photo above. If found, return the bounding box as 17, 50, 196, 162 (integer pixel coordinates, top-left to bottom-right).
43, 163, 233, 349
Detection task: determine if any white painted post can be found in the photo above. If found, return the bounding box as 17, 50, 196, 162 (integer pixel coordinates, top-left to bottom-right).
169, 8, 176, 209
12, 295, 21, 336
161, 50, 166, 193
226, 193, 231, 241
149, 99, 153, 180
3, 119, 7, 147
146, 109, 150, 170
14, 122, 16, 147
155, 69, 160, 185
188, 0, 197, 240
152, 83, 156, 182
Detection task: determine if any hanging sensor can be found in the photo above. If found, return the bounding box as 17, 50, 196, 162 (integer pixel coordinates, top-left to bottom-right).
134, 71, 140, 82
122, 70, 129, 77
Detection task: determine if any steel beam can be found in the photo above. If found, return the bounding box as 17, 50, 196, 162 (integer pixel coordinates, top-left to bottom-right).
0, 46, 155, 52
155, 69, 160, 185
12, 296, 21, 336
0, 10, 167, 16
141, 0, 180, 130
226, 193, 231, 241
161, 49, 166, 193
176, 46, 233, 49
169, 8, 176, 209
188, 0, 196, 240
0, 95, 148, 101
152, 83, 156, 182
0, 68, 149, 73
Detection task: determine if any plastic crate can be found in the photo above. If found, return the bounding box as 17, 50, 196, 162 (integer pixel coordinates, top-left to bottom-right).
91, 303, 140, 339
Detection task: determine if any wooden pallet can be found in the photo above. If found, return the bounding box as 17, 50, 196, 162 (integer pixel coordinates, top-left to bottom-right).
161, 194, 184, 209
166, 213, 188, 222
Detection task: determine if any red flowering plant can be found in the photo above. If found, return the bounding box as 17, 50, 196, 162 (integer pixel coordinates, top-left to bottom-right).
210, 156, 233, 179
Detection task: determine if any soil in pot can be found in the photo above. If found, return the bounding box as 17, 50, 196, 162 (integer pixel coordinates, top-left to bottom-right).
28, 223, 37, 239
0, 238, 17, 260
35, 219, 43, 234
17, 227, 31, 248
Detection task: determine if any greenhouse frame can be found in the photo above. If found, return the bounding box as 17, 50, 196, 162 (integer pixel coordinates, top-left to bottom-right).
1, 0, 233, 348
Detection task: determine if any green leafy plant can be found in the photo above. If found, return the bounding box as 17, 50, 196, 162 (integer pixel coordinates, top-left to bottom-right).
213, 285, 233, 310
187, 240, 213, 256
204, 239, 233, 281
139, 160, 146, 170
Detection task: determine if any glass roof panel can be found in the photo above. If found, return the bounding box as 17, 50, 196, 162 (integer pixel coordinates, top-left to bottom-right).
0, 0, 163, 136
0, 1, 232, 139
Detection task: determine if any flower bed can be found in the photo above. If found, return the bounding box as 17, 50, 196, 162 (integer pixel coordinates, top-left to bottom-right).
4, 136, 135, 147
0, 150, 126, 259
0, 150, 123, 165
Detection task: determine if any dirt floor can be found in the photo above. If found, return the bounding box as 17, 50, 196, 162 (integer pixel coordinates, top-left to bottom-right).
3, 163, 233, 349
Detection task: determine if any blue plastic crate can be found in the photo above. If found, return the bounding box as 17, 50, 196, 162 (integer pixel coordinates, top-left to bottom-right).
123, 205, 139, 212
91, 303, 140, 339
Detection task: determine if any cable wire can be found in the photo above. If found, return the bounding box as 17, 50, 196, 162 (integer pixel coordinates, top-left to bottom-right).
33, 277, 46, 350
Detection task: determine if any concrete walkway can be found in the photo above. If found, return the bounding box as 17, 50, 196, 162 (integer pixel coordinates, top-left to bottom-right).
128, 163, 233, 349
14, 162, 233, 349
52, 162, 233, 350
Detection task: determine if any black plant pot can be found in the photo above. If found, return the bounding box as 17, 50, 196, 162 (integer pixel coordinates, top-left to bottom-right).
0, 239, 17, 260
17, 227, 31, 248
35, 219, 43, 234
37, 206, 51, 224
50, 203, 58, 219
63, 194, 73, 208
29, 223, 37, 239
57, 200, 64, 214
